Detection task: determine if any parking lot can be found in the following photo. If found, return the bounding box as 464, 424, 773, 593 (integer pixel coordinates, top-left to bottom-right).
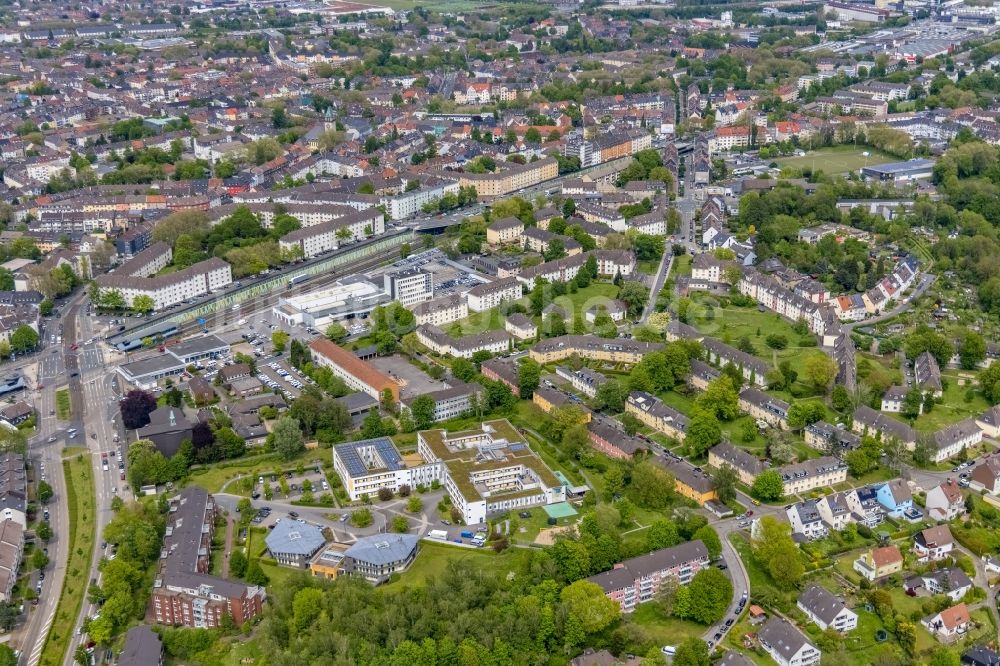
369, 354, 447, 401
253, 468, 330, 501
258, 359, 307, 398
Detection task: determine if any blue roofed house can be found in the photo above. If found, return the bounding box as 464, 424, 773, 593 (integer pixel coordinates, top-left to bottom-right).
343, 533, 420, 584
876, 479, 920, 520
265, 519, 327, 568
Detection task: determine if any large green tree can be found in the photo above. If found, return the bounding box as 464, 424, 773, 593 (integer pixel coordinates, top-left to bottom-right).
271, 415, 305, 461
751, 469, 784, 501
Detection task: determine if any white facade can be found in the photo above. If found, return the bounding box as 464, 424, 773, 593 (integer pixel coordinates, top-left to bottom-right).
467, 277, 521, 312
279, 210, 385, 259
382, 180, 460, 220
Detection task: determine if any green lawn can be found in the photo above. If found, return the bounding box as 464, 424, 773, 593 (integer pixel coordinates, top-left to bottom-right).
638, 259, 659, 275
40, 454, 96, 666
186, 450, 328, 494
898, 371, 992, 433
450, 282, 622, 337
387, 540, 534, 587
55, 389, 71, 420
671, 253, 692, 278
627, 602, 707, 646
775, 145, 901, 175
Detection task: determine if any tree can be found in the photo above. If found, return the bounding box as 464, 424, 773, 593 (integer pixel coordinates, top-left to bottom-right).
628, 460, 675, 509
787, 402, 825, 430
406, 496, 423, 513
671, 637, 709, 666
712, 464, 737, 503
765, 334, 788, 350
685, 568, 731, 624
410, 395, 436, 431
646, 519, 681, 551
31, 548, 48, 571
351, 508, 373, 528
272, 416, 305, 461
560, 579, 620, 637
245, 559, 269, 585
902, 388, 923, 420
686, 407, 722, 456
618, 281, 650, 318
905, 327, 953, 368
229, 550, 247, 578
695, 377, 739, 420
959, 332, 987, 370
391, 516, 409, 533
326, 323, 347, 343
9, 325, 39, 354
692, 525, 722, 559
751, 469, 784, 501
803, 352, 837, 393
272, 330, 289, 353
119, 389, 157, 429
982, 364, 1000, 404
752, 516, 802, 588
594, 380, 627, 413
451, 358, 477, 382
832, 384, 852, 412
129, 294, 156, 315
517, 358, 541, 400
37, 480, 53, 503
126, 439, 168, 489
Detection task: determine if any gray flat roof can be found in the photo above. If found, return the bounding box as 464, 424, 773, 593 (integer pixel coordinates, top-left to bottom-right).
118, 354, 185, 380
168, 334, 229, 359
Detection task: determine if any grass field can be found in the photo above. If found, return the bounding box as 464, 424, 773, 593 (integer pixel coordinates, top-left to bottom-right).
671, 253, 692, 278
686, 295, 821, 384
55, 389, 71, 420
627, 602, 708, 646
775, 146, 901, 175
187, 449, 328, 494
40, 455, 96, 666
387, 540, 534, 587
450, 282, 621, 336
897, 371, 992, 433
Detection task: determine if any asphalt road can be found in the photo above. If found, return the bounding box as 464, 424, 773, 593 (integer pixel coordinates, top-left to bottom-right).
63, 302, 133, 663
844, 273, 936, 331
19, 294, 90, 666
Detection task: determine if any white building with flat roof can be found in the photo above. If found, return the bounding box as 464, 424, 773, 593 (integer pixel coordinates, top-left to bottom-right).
272, 278, 387, 329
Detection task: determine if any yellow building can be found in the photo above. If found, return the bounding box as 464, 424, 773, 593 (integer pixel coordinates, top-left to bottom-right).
533, 386, 592, 423
529, 335, 663, 365
662, 459, 717, 506
458, 157, 558, 199
625, 391, 688, 442
310, 544, 350, 580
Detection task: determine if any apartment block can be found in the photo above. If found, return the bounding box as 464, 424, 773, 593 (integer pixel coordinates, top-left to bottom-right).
278, 208, 385, 258
586, 540, 710, 612
151, 488, 265, 628
412, 294, 468, 326
625, 391, 688, 441
415, 324, 512, 358
467, 277, 521, 312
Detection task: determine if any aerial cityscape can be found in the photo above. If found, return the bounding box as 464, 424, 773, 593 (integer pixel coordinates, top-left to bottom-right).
0, 0, 997, 664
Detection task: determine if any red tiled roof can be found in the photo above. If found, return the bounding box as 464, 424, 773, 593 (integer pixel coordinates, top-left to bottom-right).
308, 338, 399, 401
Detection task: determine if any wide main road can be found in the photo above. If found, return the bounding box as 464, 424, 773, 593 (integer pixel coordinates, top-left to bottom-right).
19, 293, 89, 666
